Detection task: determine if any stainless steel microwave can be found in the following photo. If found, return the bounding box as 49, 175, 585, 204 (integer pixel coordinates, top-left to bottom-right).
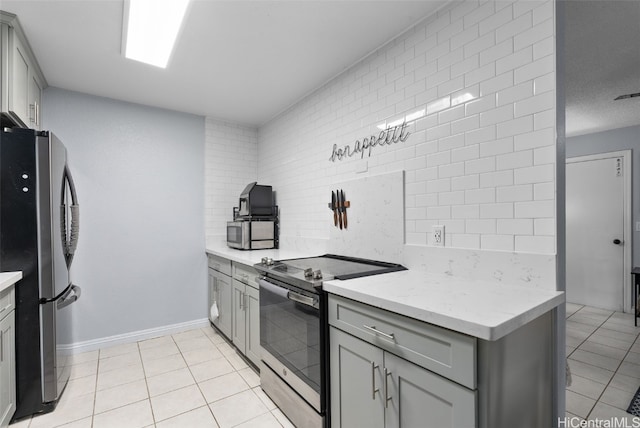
227, 220, 276, 250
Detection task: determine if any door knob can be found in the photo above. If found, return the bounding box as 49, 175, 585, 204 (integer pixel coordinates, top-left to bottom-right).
613, 239, 622, 245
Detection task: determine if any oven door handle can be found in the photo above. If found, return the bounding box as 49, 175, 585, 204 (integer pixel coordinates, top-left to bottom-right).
288, 291, 318, 309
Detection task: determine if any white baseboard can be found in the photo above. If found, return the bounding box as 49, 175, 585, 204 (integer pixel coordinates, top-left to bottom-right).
59, 318, 211, 354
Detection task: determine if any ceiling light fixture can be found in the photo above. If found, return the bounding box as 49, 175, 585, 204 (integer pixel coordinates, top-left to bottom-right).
122, 0, 190, 68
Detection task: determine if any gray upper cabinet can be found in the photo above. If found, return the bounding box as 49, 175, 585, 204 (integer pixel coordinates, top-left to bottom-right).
0, 11, 46, 130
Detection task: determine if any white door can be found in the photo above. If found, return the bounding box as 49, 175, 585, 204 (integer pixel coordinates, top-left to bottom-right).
566, 152, 630, 312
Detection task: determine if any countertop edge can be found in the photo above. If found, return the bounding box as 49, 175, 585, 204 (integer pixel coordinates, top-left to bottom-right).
0, 271, 23, 293
323, 279, 564, 341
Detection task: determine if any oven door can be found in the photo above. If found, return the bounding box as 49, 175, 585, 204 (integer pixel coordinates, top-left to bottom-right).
259, 278, 322, 412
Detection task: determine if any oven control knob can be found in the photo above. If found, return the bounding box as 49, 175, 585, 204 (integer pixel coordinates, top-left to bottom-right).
261, 257, 268, 265
313, 270, 323, 280
266, 258, 274, 266
304, 268, 313, 278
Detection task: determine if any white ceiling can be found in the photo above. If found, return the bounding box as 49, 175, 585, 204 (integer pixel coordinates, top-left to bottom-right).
2, 1, 638, 134
1, 0, 446, 126
564, 0, 640, 137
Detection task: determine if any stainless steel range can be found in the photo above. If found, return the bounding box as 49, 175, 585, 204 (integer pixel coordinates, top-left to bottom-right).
255, 254, 406, 428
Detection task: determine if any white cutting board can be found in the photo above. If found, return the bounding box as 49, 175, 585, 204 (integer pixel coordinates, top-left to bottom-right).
326, 170, 405, 264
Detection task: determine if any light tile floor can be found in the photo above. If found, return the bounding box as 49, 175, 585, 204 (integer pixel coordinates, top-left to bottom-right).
9, 326, 295, 428
565, 303, 640, 425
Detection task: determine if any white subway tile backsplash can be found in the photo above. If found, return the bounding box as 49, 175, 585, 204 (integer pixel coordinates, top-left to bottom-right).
514, 54, 554, 84
439, 190, 465, 205
438, 161, 465, 178
452, 144, 480, 163
496, 12, 532, 43
248, 0, 556, 256
465, 62, 496, 86
480, 71, 514, 96
480, 137, 513, 157
479, 4, 513, 35
514, 91, 555, 117
534, 218, 555, 236
497, 115, 534, 138
479, 38, 513, 66
466, 219, 497, 234
534, 145, 556, 165
497, 184, 533, 202
533, 37, 554, 61
497, 218, 534, 235
514, 164, 554, 184
465, 188, 496, 204
451, 115, 480, 134
480, 170, 514, 188
465, 125, 497, 145
479, 104, 514, 126
481, 234, 514, 251
515, 235, 555, 254
497, 81, 534, 106
496, 46, 533, 75
451, 174, 480, 191
514, 200, 554, 218
514, 128, 554, 151
466, 156, 496, 174
480, 203, 514, 219
450, 234, 480, 249
451, 204, 480, 219
534, 182, 555, 200
514, 18, 554, 51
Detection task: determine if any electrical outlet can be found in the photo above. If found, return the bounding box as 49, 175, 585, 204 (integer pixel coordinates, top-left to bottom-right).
432, 225, 445, 247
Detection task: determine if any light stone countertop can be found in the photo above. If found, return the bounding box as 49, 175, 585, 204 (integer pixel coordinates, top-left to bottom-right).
0, 271, 23, 293
205, 241, 564, 341
323, 270, 563, 341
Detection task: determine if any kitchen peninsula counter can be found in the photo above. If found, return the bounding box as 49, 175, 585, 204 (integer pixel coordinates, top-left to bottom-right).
0, 272, 22, 294
323, 270, 563, 341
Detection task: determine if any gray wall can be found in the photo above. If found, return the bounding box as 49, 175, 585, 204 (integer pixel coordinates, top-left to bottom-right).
43, 87, 207, 344
566, 125, 640, 266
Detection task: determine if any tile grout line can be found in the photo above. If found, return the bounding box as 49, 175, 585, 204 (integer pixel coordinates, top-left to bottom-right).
567, 307, 640, 420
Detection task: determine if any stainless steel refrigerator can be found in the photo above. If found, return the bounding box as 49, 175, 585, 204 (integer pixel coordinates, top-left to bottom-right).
0, 127, 81, 419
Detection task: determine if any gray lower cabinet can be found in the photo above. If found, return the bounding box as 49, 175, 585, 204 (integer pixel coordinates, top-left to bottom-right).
329, 294, 554, 428
208, 267, 232, 339
330, 327, 384, 428
330, 327, 475, 428
0, 286, 16, 428
231, 262, 260, 367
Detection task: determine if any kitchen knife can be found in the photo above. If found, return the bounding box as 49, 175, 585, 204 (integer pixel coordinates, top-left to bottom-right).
332, 191, 337, 227
341, 189, 347, 229
337, 189, 343, 229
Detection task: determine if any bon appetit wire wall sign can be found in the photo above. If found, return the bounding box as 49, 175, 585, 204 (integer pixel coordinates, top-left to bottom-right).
328, 121, 411, 162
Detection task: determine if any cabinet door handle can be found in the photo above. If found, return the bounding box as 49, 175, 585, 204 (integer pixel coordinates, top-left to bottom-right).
0, 330, 3, 362
0, 306, 7, 315
363, 324, 395, 341
239, 292, 243, 310
384, 368, 392, 408
29, 103, 36, 123
243, 292, 247, 311
371, 361, 379, 399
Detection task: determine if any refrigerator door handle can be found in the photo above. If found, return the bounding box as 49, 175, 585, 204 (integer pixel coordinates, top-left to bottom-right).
61, 165, 79, 268
57, 284, 81, 310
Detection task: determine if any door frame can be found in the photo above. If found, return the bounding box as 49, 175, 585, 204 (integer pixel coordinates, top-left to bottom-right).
566, 149, 632, 312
